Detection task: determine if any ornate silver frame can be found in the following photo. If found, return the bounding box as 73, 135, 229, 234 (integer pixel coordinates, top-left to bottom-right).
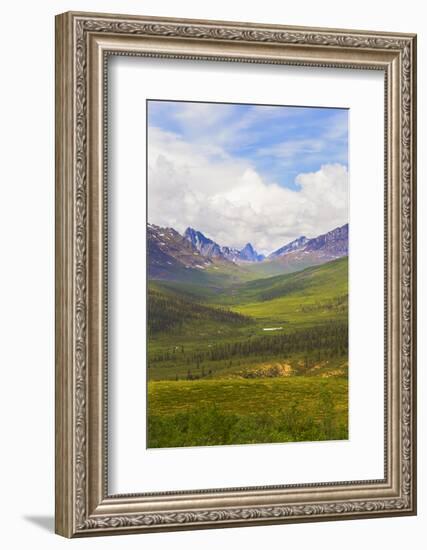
55, 11, 417, 537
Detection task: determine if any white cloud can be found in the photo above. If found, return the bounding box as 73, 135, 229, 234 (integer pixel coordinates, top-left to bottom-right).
148, 127, 348, 254
258, 138, 324, 161
173, 102, 234, 128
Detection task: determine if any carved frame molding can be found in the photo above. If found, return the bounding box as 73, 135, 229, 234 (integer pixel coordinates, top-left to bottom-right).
55, 11, 416, 537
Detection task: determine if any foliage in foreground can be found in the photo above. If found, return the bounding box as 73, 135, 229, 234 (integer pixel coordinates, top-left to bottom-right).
147, 377, 348, 448
148, 406, 348, 448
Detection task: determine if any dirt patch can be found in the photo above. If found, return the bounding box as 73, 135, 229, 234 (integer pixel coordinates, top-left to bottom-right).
238, 362, 293, 379
320, 369, 344, 378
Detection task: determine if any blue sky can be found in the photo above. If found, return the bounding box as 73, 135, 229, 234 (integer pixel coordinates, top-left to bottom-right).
148, 100, 348, 190
147, 100, 349, 253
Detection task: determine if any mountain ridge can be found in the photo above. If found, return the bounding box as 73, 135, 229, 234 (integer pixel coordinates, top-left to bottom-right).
184, 226, 264, 263
270, 224, 348, 259
147, 222, 349, 283
269, 236, 309, 258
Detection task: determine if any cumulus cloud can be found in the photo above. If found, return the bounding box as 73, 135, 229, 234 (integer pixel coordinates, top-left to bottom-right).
148, 127, 348, 254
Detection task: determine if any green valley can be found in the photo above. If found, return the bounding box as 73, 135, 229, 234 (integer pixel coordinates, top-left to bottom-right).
147, 257, 349, 448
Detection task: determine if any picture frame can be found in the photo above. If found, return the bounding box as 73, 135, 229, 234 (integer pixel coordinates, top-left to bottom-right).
55, 11, 417, 537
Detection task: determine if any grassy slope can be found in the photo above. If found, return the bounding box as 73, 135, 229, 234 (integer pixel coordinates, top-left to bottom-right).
237, 256, 321, 278
152, 258, 260, 291
148, 284, 253, 335
228, 257, 348, 329
216, 256, 348, 304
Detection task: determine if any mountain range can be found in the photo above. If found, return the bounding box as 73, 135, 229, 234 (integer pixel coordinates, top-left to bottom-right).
148, 222, 348, 282
184, 227, 265, 263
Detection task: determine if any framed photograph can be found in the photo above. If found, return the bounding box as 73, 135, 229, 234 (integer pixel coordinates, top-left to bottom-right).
55, 11, 417, 537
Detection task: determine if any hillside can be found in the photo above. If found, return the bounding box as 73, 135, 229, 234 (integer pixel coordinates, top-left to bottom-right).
230, 257, 348, 331
148, 223, 252, 285
243, 224, 349, 277
218, 256, 348, 306
269, 224, 348, 259
148, 283, 253, 335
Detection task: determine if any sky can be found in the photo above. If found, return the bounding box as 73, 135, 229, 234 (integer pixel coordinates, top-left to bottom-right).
147, 100, 348, 255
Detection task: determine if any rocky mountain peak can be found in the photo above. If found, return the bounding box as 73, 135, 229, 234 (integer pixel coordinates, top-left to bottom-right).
270, 224, 348, 259
184, 227, 223, 258
238, 242, 264, 262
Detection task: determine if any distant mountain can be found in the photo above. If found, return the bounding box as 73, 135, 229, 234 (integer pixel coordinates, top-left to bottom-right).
238, 243, 265, 262
305, 224, 348, 256
148, 222, 349, 283
265, 224, 348, 273
269, 236, 309, 258
183, 227, 223, 259
221, 245, 243, 263
184, 227, 264, 263
148, 224, 213, 280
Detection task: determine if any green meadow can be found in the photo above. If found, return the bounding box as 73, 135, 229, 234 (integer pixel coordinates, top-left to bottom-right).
147, 257, 349, 448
